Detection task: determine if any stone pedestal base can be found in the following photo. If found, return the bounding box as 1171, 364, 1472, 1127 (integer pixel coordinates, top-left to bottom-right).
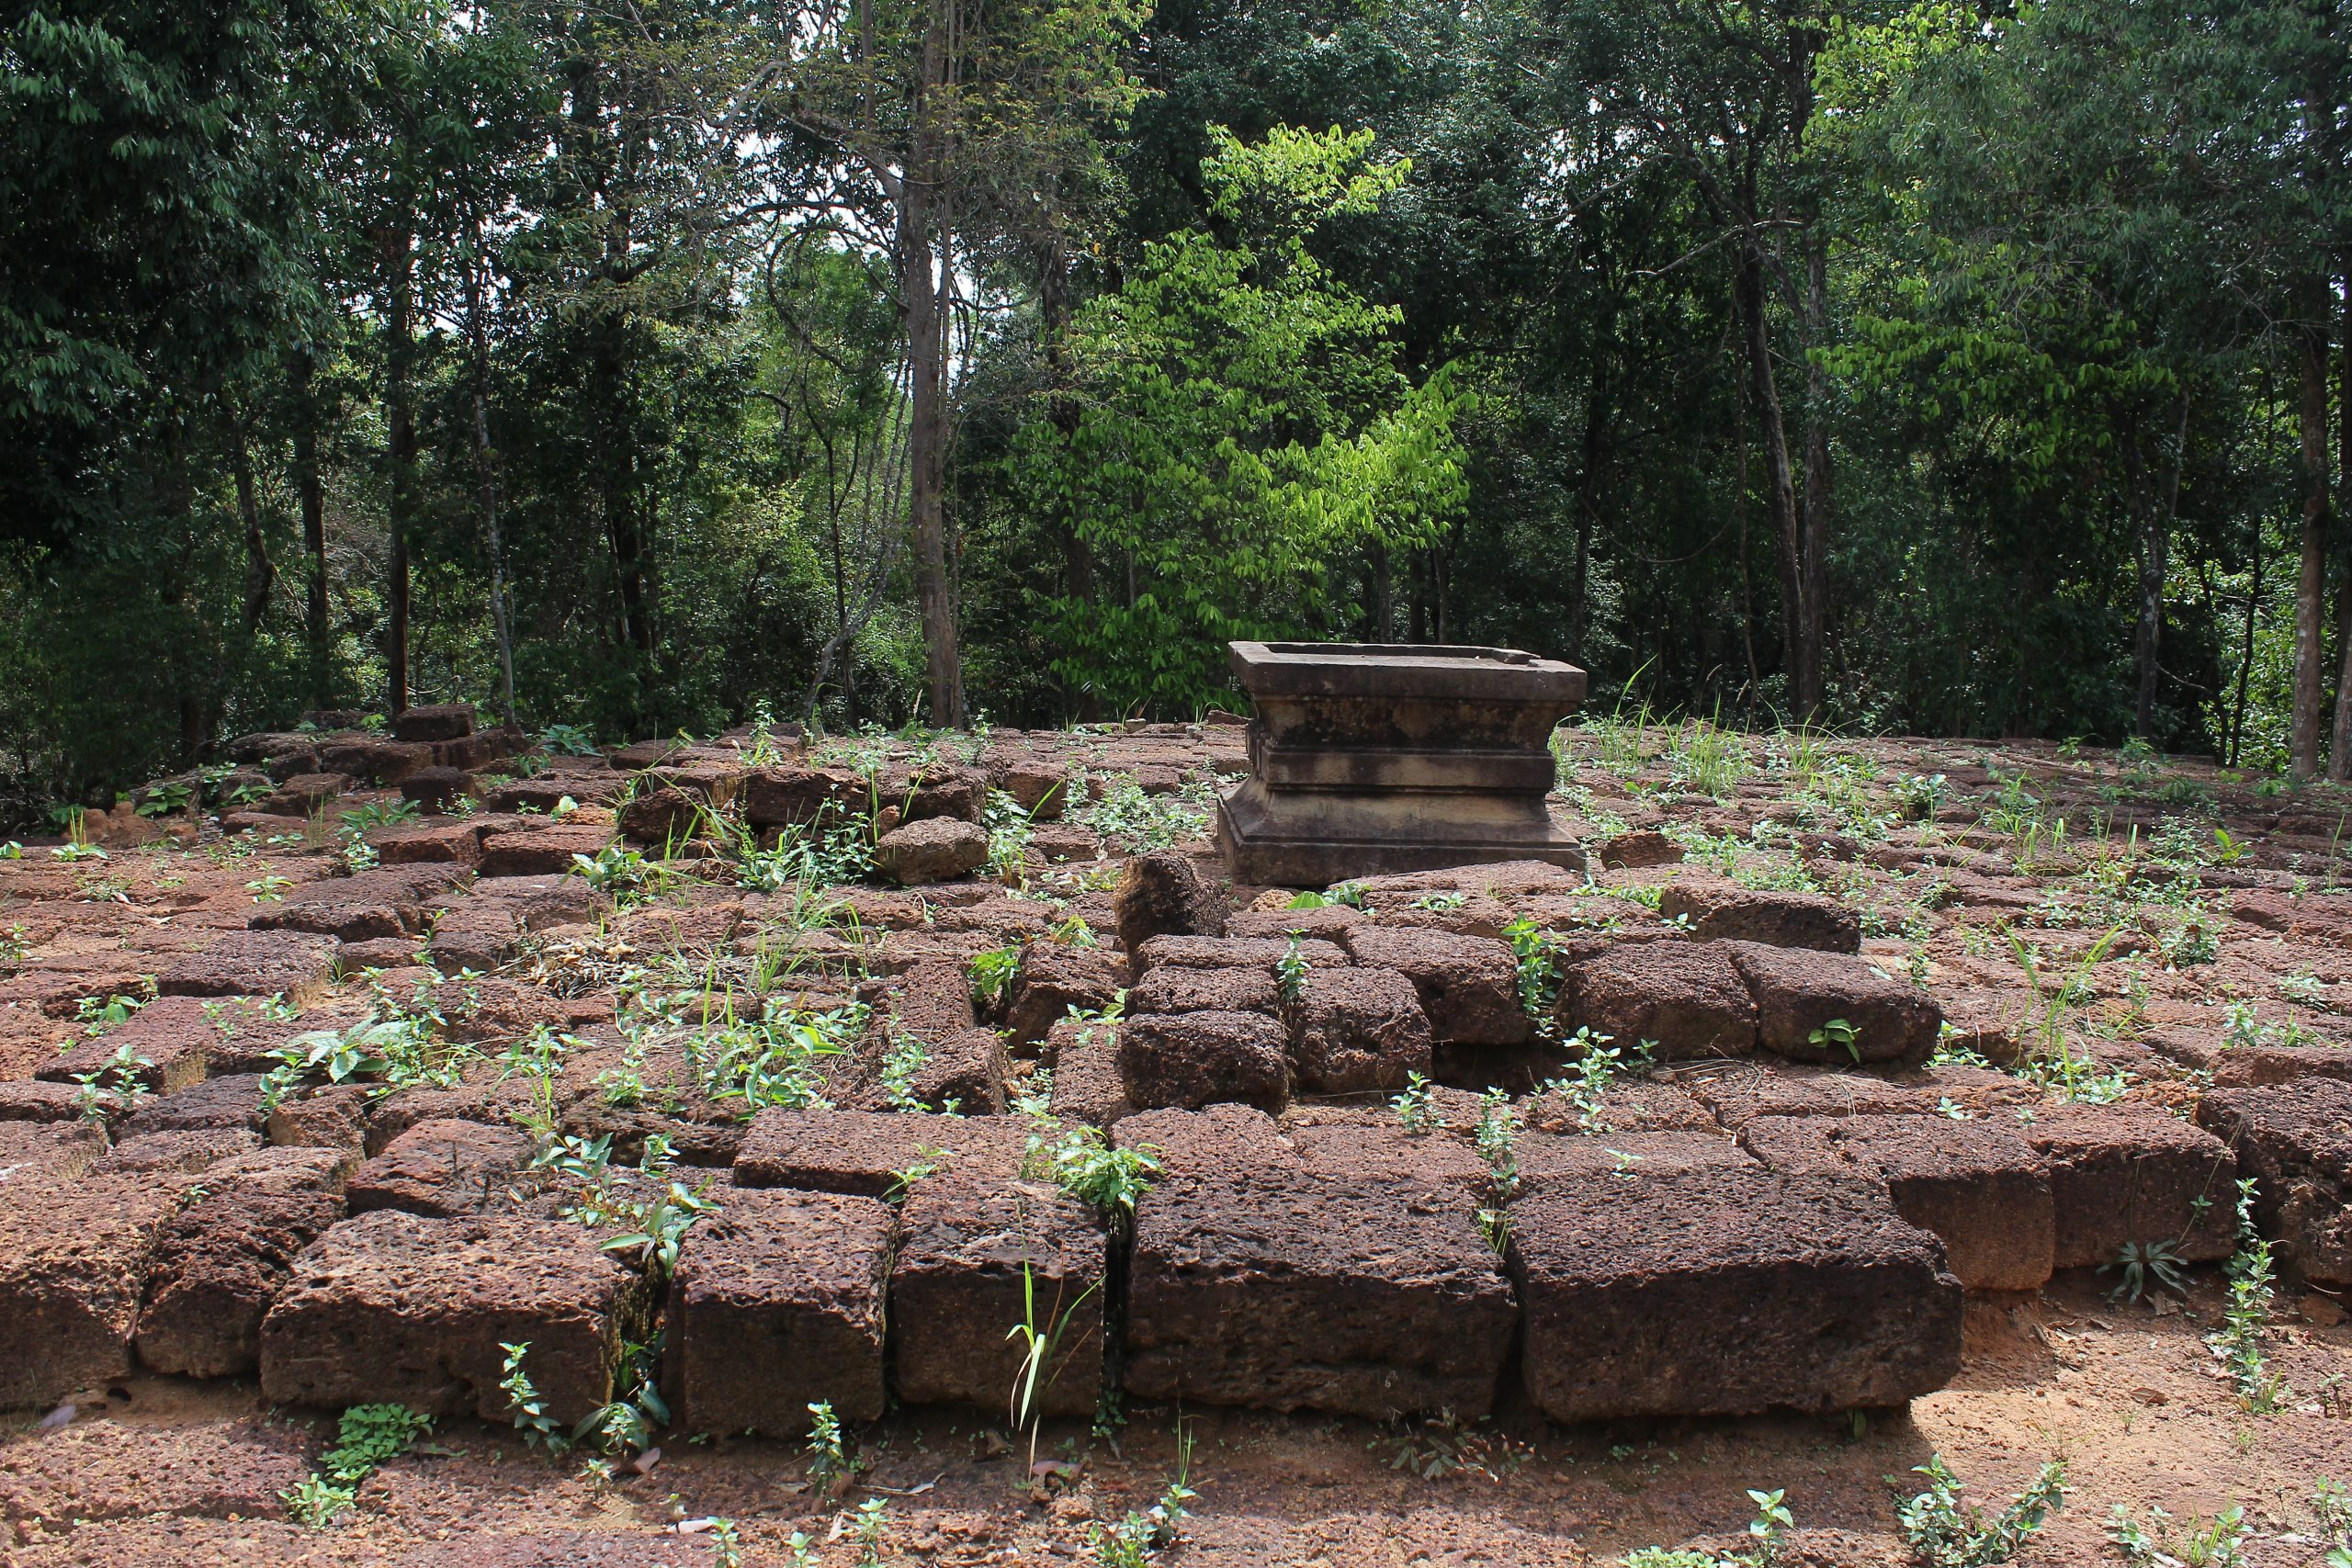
1217, 780, 1586, 887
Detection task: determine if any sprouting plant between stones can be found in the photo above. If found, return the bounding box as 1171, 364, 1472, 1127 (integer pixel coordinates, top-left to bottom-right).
1892, 1454, 2065, 1568
1275, 935, 1308, 1004
281, 1403, 432, 1527
806, 1399, 862, 1495
1392, 1070, 1441, 1134
1474, 1089, 1521, 1253
2207, 1179, 2287, 1413
73, 1042, 151, 1123
854, 1495, 892, 1565
1090, 1427, 1197, 1567
1807, 1016, 1860, 1064
1619, 1485, 1792, 1567
1006, 1259, 1102, 1470
2312, 1479, 2352, 1567
501, 1341, 567, 1451
2104, 1240, 2189, 1306
1375, 1410, 1532, 1484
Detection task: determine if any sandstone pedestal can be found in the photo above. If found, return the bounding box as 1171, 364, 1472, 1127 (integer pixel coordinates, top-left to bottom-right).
1216, 641, 1588, 886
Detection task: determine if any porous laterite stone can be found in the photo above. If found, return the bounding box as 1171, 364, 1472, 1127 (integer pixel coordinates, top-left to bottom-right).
667, 1186, 893, 1434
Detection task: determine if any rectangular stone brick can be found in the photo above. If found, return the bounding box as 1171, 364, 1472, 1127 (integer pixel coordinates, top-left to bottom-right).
667, 1185, 893, 1434
157, 931, 337, 1006
0, 1172, 182, 1407
2020, 1103, 2239, 1268
259, 1210, 653, 1423
733, 1108, 1028, 1196
476, 820, 612, 878
347, 1118, 532, 1217
893, 1174, 1104, 1417
136, 1147, 349, 1378
2196, 1079, 2352, 1287
1512, 1168, 1962, 1421
1125, 1153, 1513, 1420
1739, 1113, 2053, 1291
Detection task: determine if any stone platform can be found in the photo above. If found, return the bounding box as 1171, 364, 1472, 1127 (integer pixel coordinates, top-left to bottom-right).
1216, 640, 1589, 885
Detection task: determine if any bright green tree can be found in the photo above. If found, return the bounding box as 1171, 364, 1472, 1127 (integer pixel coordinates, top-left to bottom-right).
1015, 124, 1473, 715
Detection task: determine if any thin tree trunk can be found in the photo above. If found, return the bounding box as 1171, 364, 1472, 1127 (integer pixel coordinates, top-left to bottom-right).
2137, 393, 2189, 740
1797, 233, 1832, 721
2233, 522, 2262, 768
292, 353, 330, 706
384, 230, 415, 716
2292, 316, 2329, 779
2333, 273, 2352, 780
1569, 365, 1609, 664
231, 411, 272, 631
467, 216, 517, 729
901, 85, 962, 728
1734, 242, 1807, 720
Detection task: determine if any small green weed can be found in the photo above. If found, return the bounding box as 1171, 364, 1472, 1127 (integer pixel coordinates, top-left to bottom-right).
1892, 1455, 2064, 1568
2207, 1179, 2286, 1413
282, 1403, 431, 1526
2106, 1503, 2248, 1567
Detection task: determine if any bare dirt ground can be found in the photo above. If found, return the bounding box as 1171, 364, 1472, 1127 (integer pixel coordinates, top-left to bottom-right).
2, 721, 2349, 1567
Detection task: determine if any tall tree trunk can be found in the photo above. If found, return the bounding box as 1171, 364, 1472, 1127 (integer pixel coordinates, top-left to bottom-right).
467, 217, 518, 729
1734, 242, 1807, 720
1569, 364, 1610, 665
2333, 272, 2352, 779
901, 59, 963, 728
1797, 235, 1832, 722
231, 411, 272, 631
2129, 435, 2159, 738
292, 352, 330, 707
2292, 312, 2330, 779
2138, 394, 2189, 740
1039, 242, 1100, 719
384, 230, 415, 716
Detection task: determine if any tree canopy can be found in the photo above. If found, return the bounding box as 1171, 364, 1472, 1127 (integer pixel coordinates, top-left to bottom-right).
1, 0, 2348, 812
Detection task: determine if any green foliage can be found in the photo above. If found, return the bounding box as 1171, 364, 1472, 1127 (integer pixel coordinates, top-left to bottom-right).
283, 1404, 431, 1527
1019, 1097, 1162, 1223
2207, 1179, 2286, 1413
1275, 935, 1309, 1004
1894, 1456, 2066, 1568
499, 1341, 566, 1451
1015, 125, 1471, 713
2104, 1240, 2188, 1306
805, 1400, 859, 1494
1391, 1069, 1441, 1134
969, 944, 1024, 1007
1089, 1428, 1195, 1566
2107, 1504, 2248, 1568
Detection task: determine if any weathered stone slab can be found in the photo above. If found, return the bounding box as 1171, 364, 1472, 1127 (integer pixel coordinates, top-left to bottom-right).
259, 1210, 653, 1423
892, 1175, 1104, 1416
1739, 1114, 2053, 1291
1117, 1010, 1291, 1111
2196, 1079, 2352, 1286
347, 1118, 532, 1217
2020, 1103, 2238, 1268
1563, 941, 1755, 1060
1659, 875, 1860, 953
156, 931, 337, 1005
137, 1147, 349, 1378
1338, 927, 1527, 1046
667, 1186, 893, 1434
1512, 1168, 1962, 1420
1125, 1156, 1514, 1420
733, 1108, 1027, 1196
